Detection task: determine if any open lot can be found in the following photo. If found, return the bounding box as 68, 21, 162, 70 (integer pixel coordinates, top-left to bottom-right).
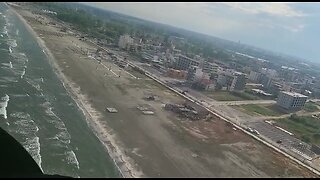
303, 102, 320, 113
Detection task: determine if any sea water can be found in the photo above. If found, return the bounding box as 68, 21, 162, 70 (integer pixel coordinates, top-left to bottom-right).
0, 3, 119, 177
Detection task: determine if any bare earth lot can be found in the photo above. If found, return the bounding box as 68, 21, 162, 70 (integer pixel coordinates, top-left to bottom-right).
13, 5, 317, 177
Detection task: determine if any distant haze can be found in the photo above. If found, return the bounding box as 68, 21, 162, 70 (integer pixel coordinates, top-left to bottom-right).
85, 2, 320, 63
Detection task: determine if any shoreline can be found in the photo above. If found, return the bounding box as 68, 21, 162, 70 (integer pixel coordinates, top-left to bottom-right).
9, 6, 141, 178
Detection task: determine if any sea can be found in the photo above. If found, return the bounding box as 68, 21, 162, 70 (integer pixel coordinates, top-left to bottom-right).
0, 3, 119, 178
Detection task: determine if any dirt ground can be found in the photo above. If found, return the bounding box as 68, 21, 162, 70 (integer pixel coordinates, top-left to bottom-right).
14, 6, 318, 177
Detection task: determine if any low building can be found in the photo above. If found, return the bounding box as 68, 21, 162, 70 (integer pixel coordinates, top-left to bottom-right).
118, 34, 133, 50
276, 91, 307, 111
166, 68, 187, 80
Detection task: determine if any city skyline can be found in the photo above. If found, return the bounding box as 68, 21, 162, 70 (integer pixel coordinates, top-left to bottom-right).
86, 2, 320, 63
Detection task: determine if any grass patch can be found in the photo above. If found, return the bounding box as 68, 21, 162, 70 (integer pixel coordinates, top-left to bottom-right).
276, 115, 320, 145
235, 104, 284, 116
205, 91, 260, 101
303, 102, 319, 112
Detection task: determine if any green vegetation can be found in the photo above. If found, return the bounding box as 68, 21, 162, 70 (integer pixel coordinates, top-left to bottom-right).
205, 91, 261, 101
276, 114, 320, 145
236, 104, 284, 116
205, 91, 245, 101
303, 102, 319, 112
30, 2, 237, 62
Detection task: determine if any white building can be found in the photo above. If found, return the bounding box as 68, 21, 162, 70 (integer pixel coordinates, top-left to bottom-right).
277, 91, 307, 111
118, 35, 133, 50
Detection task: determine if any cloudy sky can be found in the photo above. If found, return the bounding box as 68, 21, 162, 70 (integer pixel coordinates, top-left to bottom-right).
87, 2, 320, 63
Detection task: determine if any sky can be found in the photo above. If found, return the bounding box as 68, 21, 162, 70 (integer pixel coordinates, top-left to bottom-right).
86, 2, 320, 63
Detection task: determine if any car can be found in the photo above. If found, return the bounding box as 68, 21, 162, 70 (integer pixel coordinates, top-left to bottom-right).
276, 140, 282, 144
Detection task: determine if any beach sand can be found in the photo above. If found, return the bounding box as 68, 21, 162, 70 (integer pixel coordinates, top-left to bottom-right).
9, 3, 318, 178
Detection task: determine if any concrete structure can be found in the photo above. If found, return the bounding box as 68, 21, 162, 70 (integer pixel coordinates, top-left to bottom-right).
276, 91, 307, 111
202, 61, 219, 75
118, 34, 133, 50
230, 73, 246, 91
248, 71, 261, 82
260, 74, 272, 88
175, 54, 200, 71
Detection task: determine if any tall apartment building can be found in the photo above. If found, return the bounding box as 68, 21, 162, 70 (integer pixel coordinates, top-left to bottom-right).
277, 91, 307, 111
202, 61, 219, 75
230, 73, 246, 91
175, 54, 200, 70
248, 71, 261, 82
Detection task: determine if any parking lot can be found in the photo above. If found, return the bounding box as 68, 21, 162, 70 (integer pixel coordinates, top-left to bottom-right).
251, 121, 318, 161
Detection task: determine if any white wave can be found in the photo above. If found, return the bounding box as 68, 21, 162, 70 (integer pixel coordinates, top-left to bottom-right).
10, 94, 29, 98
7, 39, 17, 48
0, 85, 8, 88
65, 150, 80, 169
0, 76, 18, 83
22, 137, 42, 171
1, 62, 13, 68
10, 111, 42, 171
0, 94, 9, 119
10, 111, 30, 119
8, 46, 12, 53
0, 34, 3, 38
16, 29, 19, 36
26, 79, 42, 91
20, 68, 25, 78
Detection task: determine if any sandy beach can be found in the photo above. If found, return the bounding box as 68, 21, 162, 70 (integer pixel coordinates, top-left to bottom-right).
9, 5, 140, 178
8, 3, 318, 178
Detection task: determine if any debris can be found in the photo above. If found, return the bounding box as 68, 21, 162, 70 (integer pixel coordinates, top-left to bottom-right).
191, 153, 198, 158
106, 107, 118, 113
142, 111, 154, 115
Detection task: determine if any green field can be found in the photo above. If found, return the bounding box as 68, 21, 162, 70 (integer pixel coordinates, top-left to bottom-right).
303, 102, 319, 112
276, 115, 320, 145
234, 104, 285, 116
205, 91, 261, 101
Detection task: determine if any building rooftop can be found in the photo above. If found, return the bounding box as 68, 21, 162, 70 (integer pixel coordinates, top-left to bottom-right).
281, 91, 307, 98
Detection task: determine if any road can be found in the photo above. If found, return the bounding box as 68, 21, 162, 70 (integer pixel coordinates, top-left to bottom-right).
210, 100, 276, 106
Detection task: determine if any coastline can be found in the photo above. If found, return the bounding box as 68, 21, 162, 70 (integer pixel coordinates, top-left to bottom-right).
5, 3, 319, 178
9, 6, 141, 178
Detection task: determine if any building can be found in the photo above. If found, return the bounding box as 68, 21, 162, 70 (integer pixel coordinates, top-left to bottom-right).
248, 71, 261, 82
202, 61, 219, 75
186, 66, 197, 83
175, 54, 200, 70
276, 91, 307, 111
230, 72, 246, 91
118, 34, 133, 50
260, 74, 272, 88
